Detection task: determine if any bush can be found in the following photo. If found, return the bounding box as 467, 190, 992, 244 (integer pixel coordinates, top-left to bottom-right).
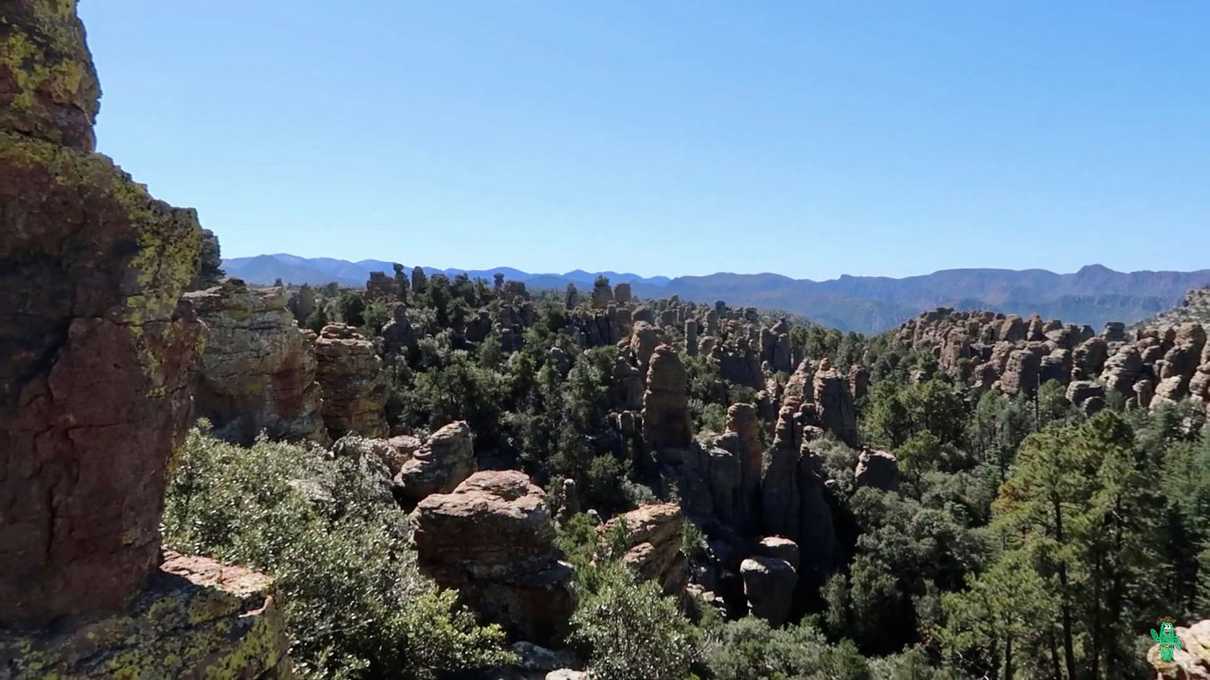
704, 616, 870, 680
569, 563, 701, 680
163, 427, 512, 679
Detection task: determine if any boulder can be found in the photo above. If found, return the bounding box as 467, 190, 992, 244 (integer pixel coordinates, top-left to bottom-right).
629, 321, 660, 375
740, 557, 796, 627
600, 503, 687, 595
381, 303, 418, 357
610, 355, 644, 410
1101, 346, 1144, 397
411, 471, 576, 645
756, 536, 800, 572
315, 323, 388, 438
854, 449, 899, 492
186, 279, 327, 445
1072, 337, 1110, 379
393, 421, 477, 507
1000, 348, 1041, 396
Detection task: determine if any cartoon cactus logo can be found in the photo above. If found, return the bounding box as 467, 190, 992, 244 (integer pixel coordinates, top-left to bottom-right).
1151, 620, 1183, 663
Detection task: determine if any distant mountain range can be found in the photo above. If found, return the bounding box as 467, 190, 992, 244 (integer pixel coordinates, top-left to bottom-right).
222, 254, 1210, 334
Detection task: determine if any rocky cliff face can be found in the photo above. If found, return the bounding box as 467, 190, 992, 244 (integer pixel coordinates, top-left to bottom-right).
0, 3, 289, 674
0, 1, 206, 625
186, 279, 326, 445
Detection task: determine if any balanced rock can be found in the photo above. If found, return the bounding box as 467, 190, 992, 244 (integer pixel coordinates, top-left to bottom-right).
315, 323, 388, 439
411, 471, 576, 645
186, 279, 326, 445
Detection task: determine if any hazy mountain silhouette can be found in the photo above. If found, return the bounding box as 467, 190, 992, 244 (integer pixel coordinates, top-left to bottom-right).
222, 254, 1210, 333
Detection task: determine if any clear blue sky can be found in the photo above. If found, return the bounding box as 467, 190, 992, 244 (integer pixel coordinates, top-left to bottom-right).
80, 1, 1210, 279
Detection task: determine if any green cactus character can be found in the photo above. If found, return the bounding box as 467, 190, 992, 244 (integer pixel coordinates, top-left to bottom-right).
1150, 621, 1183, 663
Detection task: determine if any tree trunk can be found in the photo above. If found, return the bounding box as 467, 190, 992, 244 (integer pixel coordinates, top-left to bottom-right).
1053, 496, 1077, 680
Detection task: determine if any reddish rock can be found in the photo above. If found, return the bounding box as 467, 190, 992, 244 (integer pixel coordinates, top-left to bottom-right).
393, 420, 477, 507
1, 2, 205, 622
411, 471, 575, 644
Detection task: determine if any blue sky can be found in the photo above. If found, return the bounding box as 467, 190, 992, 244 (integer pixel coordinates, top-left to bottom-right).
80, 1, 1209, 279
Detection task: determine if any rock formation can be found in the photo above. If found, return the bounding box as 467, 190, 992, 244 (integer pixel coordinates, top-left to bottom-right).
186, 279, 326, 444
0, 552, 289, 677
600, 503, 688, 595
1147, 618, 1210, 679
0, 3, 288, 673
393, 420, 477, 507
315, 323, 388, 438
812, 363, 860, 447
854, 449, 899, 492
0, 1, 207, 625
643, 344, 693, 453
411, 471, 576, 645
893, 306, 1210, 416
740, 556, 796, 626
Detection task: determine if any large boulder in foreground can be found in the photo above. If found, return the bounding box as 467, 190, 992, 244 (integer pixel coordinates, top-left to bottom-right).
0, 1, 206, 626
186, 279, 326, 445
411, 471, 576, 645
0, 551, 290, 677
315, 323, 388, 439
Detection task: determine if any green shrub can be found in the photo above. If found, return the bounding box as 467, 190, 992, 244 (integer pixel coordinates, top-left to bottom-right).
163, 427, 513, 679
569, 563, 701, 680
704, 616, 870, 680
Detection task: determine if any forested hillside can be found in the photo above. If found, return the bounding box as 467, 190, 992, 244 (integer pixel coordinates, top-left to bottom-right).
168, 249, 1210, 678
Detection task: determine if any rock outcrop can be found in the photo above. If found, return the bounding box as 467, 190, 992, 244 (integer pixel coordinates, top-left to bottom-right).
643, 344, 692, 453
1147, 619, 1210, 679
740, 556, 796, 626
0, 552, 289, 677
315, 323, 388, 438
600, 503, 688, 595
393, 420, 477, 507
0, 4, 291, 675
893, 306, 1210, 416
411, 471, 576, 645
0, 1, 207, 625
186, 279, 326, 444
854, 449, 899, 492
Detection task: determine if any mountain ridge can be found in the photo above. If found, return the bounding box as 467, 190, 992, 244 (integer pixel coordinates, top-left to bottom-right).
222, 253, 1210, 333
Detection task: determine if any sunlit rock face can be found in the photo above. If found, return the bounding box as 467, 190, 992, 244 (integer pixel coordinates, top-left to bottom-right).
0, 0, 207, 626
